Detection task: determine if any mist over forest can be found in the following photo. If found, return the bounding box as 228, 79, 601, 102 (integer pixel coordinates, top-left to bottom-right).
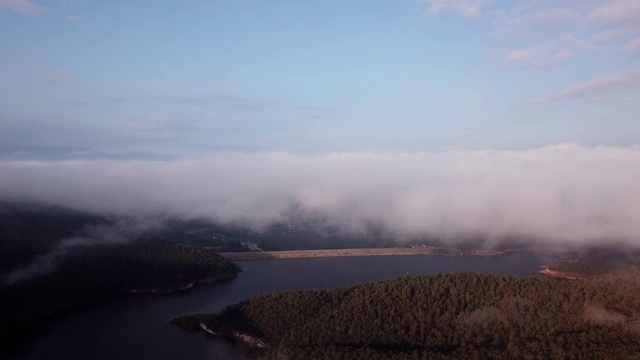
1, 144, 639, 250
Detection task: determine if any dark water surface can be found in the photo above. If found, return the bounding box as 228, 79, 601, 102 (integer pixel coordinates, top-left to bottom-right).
17, 253, 546, 360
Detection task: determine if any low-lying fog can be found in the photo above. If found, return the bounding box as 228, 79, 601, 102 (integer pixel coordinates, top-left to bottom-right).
1, 143, 639, 248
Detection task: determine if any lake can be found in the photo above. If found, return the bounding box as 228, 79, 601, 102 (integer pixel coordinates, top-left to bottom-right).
15, 252, 547, 360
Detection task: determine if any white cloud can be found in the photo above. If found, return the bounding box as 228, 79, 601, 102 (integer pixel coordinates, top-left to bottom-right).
1, 144, 640, 246
417, 0, 494, 19
532, 64, 640, 103
506, 44, 573, 68
508, 8, 581, 27
588, 27, 638, 43
67, 15, 83, 23
483, 0, 640, 103
0, 0, 47, 15
586, 0, 640, 25
434, 1, 640, 72
621, 37, 640, 54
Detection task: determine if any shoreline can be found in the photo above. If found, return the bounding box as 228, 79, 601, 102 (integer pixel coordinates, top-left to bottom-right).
220, 246, 524, 261
222, 247, 590, 281
535, 266, 587, 280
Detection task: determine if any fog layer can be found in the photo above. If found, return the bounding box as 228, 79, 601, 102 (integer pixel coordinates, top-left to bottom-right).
1, 144, 639, 246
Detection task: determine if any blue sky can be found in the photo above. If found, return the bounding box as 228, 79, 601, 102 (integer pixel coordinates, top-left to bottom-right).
1, 0, 639, 158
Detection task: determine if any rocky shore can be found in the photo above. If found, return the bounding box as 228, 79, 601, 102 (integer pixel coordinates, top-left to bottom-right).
170, 314, 269, 352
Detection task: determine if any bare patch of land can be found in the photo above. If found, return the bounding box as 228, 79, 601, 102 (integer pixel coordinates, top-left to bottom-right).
220, 247, 523, 261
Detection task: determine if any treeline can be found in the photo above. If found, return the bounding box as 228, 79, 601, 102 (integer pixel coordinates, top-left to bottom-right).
548, 246, 640, 277
0, 202, 109, 272
0, 240, 240, 357
549, 259, 616, 276
182, 271, 640, 359
165, 218, 397, 252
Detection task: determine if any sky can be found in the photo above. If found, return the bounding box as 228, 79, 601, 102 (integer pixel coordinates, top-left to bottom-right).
1, 0, 639, 157
1, 1, 640, 246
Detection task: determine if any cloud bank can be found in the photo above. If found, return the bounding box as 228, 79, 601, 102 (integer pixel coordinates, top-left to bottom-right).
1, 144, 640, 247
418, 0, 494, 19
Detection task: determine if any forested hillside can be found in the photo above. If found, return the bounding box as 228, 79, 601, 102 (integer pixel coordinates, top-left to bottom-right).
164, 217, 397, 252
0, 202, 109, 272
176, 271, 640, 359
0, 240, 240, 357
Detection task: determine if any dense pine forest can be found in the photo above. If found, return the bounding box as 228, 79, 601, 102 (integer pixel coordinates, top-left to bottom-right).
175, 271, 640, 359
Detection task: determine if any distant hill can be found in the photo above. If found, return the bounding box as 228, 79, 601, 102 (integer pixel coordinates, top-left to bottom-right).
0, 202, 532, 265
163, 216, 398, 252
0, 202, 110, 273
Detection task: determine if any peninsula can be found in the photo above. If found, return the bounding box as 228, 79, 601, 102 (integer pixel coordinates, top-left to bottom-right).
173, 269, 640, 359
